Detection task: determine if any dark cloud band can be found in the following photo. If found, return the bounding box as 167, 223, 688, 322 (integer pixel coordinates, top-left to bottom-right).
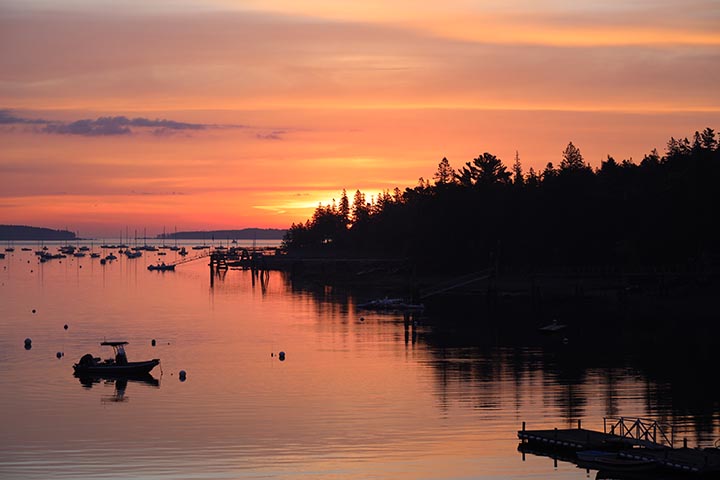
0, 110, 208, 136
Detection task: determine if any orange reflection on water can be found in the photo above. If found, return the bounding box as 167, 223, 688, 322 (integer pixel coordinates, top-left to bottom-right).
0, 247, 717, 479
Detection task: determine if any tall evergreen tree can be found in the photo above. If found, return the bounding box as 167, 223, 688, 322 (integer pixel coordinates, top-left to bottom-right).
512, 150, 524, 186
700, 127, 717, 151
339, 189, 350, 225
433, 157, 455, 185
542, 162, 557, 182
560, 142, 588, 172
458, 152, 511, 186
352, 189, 369, 224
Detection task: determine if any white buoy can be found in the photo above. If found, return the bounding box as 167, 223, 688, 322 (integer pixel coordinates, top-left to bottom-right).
64, 324, 68, 330
278, 351, 286, 361
56, 352, 62, 359
179, 370, 187, 381
151, 339, 156, 346
24, 338, 32, 349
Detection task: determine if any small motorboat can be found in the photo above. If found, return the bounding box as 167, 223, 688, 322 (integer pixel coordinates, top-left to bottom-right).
73, 341, 160, 376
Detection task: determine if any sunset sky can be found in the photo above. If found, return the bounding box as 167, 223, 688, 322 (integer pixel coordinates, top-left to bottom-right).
1, 0, 719, 237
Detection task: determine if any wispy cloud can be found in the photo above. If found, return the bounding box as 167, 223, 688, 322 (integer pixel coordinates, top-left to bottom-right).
0, 109, 47, 125
257, 130, 286, 140
0, 110, 215, 136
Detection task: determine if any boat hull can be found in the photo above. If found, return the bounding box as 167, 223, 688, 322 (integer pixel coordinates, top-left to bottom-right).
576, 450, 656, 472
73, 359, 160, 376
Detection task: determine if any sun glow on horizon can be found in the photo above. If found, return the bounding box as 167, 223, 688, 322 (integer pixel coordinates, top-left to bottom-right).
1, 0, 719, 236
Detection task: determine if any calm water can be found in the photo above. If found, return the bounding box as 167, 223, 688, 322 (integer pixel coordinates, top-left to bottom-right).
1, 242, 718, 479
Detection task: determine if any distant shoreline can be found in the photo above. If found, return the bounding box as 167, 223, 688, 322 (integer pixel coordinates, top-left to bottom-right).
0, 225, 287, 241
0, 225, 76, 241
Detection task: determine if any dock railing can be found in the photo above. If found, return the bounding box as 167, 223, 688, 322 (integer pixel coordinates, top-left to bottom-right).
603, 416, 674, 448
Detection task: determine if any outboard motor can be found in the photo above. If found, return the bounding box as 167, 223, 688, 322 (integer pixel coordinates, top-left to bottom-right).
79, 353, 95, 366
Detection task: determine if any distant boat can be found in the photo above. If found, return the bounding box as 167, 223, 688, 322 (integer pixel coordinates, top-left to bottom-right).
90, 252, 101, 258
105, 253, 117, 261
357, 297, 425, 312
179, 247, 188, 256
73, 252, 86, 257
148, 262, 175, 271
0, 253, 5, 259
21, 247, 32, 251
538, 319, 567, 334
73, 341, 160, 376
169, 227, 180, 250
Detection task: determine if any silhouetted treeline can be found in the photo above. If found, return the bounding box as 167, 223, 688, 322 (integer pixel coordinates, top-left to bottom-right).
282, 128, 720, 275
0, 225, 76, 241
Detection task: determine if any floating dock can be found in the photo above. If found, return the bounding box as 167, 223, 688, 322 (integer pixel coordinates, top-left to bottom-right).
518, 417, 720, 476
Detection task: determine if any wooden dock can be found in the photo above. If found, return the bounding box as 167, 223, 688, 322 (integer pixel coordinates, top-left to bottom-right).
518, 417, 720, 476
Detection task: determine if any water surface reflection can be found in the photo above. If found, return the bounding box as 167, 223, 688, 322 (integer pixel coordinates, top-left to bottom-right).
0, 248, 717, 479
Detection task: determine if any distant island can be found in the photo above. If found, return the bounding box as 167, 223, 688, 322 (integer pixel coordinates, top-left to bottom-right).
0, 225, 76, 241
157, 228, 286, 240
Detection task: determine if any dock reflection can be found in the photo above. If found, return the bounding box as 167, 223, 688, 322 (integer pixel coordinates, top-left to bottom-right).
518, 443, 705, 480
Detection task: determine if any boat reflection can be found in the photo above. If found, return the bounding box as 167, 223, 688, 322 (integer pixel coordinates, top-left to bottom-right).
74, 372, 160, 403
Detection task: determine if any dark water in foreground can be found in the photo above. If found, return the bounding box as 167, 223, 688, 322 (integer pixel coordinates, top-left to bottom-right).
1, 243, 718, 479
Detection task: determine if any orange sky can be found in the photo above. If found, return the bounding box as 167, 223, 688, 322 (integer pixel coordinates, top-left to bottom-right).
1, 0, 719, 237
